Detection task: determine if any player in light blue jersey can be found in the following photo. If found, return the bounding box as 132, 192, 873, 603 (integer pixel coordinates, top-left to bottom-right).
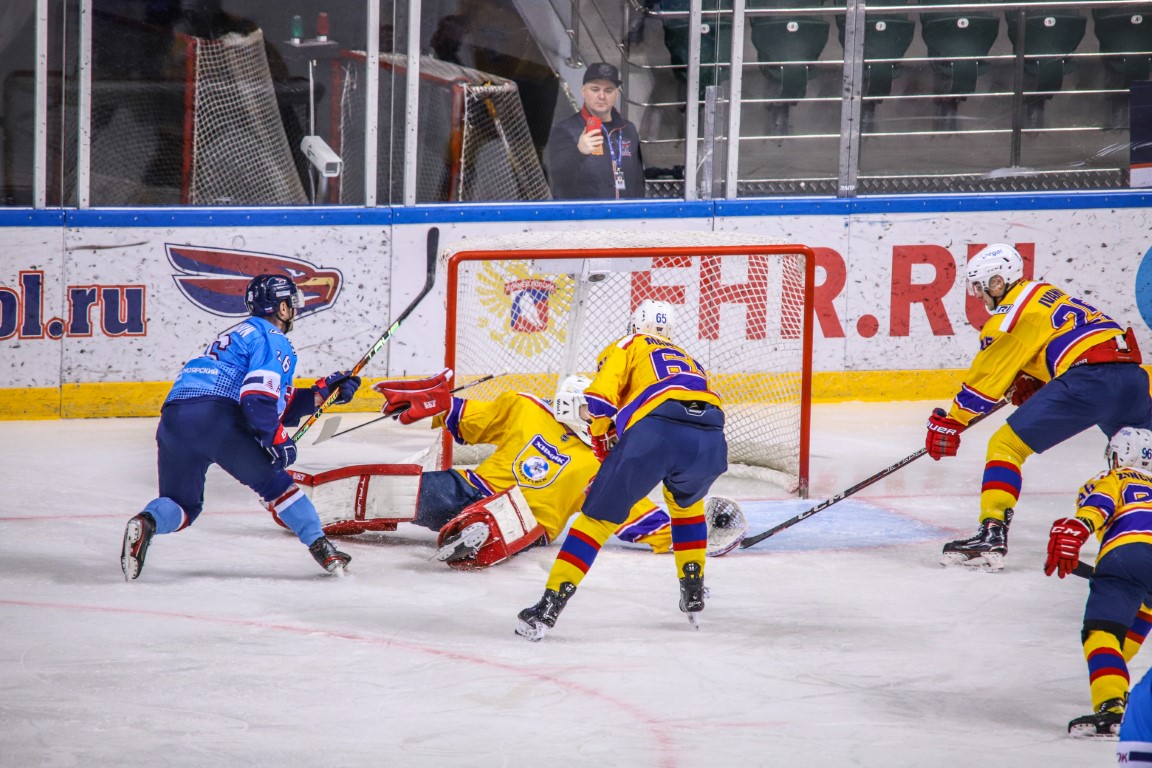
1121, 668, 1152, 763
120, 274, 362, 580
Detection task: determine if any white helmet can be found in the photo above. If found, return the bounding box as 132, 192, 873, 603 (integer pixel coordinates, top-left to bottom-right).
966, 244, 1024, 302
553, 374, 592, 445
628, 299, 675, 339
1106, 426, 1152, 472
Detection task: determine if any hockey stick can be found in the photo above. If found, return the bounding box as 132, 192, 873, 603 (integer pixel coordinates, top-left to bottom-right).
1071, 561, 1094, 579
312, 373, 503, 445
292, 226, 440, 443
740, 401, 1009, 549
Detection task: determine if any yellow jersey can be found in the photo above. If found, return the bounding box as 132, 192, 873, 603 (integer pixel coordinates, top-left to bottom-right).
948, 280, 1127, 425
432, 391, 664, 544
584, 333, 722, 437
1076, 466, 1152, 561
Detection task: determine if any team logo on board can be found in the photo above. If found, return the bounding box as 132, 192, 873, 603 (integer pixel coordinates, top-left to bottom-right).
474, 262, 574, 358
513, 435, 570, 489
1138, 246, 1152, 331
166, 244, 343, 318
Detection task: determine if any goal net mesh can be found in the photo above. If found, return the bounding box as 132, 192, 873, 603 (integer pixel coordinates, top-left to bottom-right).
441, 231, 813, 493
334, 53, 550, 204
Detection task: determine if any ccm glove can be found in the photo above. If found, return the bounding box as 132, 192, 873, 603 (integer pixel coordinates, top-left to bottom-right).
925, 408, 964, 460
1044, 517, 1092, 578
373, 369, 453, 425
315, 370, 362, 406
1007, 373, 1044, 407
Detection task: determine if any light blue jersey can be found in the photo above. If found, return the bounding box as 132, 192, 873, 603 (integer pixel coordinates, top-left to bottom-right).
165, 316, 299, 447
1121, 669, 1152, 764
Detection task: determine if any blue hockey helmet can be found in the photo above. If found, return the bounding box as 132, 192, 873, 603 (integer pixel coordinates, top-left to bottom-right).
245, 274, 301, 318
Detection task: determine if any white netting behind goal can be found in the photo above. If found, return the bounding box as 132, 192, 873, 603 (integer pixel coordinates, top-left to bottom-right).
441, 231, 814, 494
335, 54, 550, 203
187, 31, 306, 205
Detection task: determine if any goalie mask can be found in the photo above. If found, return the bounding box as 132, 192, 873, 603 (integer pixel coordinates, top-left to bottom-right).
966, 244, 1024, 310
1106, 426, 1152, 472
553, 374, 592, 445
629, 299, 675, 339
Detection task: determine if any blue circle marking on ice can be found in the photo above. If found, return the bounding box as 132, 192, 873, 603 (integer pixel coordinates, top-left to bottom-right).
1137, 246, 1152, 330
737, 498, 951, 552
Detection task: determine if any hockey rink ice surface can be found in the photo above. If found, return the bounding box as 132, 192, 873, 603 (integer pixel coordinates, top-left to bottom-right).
0, 402, 1127, 767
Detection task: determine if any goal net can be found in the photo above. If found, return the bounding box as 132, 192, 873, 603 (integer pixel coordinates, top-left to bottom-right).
333, 53, 551, 204
440, 231, 815, 495
55, 28, 308, 206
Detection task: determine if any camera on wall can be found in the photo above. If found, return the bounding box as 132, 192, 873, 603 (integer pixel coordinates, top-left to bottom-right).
301, 136, 342, 178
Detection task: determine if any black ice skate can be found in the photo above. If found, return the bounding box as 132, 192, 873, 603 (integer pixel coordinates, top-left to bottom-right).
434, 522, 489, 563
1068, 697, 1125, 739
121, 512, 156, 581
515, 582, 577, 641
309, 536, 351, 575
940, 509, 1013, 571
679, 561, 706, 628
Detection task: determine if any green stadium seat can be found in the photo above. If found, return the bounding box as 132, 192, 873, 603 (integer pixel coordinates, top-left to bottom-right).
1092, 9, 1152, 129
1093, 9, 1152, 86
918, 0, 1000, 96
1006, 10, 1085, 94
835, 1, 916, 100
660, 0, 734, 102
749, 0, 830, 102
1005, 9, 1085, 128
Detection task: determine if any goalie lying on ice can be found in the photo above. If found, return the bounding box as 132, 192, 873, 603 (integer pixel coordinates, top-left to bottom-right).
371, 371, 746, 569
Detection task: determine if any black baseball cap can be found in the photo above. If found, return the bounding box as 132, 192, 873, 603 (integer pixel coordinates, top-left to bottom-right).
583, 62, 621, 86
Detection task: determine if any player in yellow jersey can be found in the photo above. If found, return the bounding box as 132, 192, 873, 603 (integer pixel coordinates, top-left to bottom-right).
925, 244, 1150, 571
1043, 427, 1152, 738
515, 299, 729, 640
371, 369, 746, 570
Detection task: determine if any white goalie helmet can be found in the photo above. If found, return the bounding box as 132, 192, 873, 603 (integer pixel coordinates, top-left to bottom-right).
628, 299, 675, 339
966, 243, 1024, 301
553, 374, 592, 445
1106, 426, 1152, 472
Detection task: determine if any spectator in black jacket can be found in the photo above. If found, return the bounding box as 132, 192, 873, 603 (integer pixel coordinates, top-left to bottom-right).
546, 63, 645, 200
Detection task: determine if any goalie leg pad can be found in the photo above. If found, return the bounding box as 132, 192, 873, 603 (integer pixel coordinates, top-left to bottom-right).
268, 464, 422, 536
436, 486, 545, 570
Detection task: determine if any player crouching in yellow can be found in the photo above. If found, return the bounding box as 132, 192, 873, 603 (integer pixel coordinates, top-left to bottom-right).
371, 369, 746, 571
1044, 427, 1152, 738
516, 300, 729, 640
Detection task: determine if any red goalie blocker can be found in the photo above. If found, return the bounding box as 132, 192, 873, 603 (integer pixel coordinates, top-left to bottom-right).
269, 464, 422, 536
436, 486, 546, 570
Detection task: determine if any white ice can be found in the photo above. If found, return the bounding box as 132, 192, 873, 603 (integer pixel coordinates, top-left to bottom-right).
0, 402, 1127, 767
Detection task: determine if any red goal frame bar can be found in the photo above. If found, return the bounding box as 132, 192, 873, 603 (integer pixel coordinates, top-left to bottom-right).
442, 244, 816, 497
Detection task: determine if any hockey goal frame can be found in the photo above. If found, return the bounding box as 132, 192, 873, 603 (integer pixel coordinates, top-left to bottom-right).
440, 237, 816, 497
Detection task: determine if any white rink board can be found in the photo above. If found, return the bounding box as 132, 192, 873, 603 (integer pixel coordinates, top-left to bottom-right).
0, 209, 1149, 390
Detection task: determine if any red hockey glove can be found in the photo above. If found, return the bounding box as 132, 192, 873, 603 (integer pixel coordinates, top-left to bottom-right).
373, 371, 452, 425
1007, 373, 1044, 407
591, 426, 618, 462
314, 370, 362, 406
1044, 517, 1092, 578
925, 408, 964, 460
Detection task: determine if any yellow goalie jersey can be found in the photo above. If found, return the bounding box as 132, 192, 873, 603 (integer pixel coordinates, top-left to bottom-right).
1076, 467, 1152, 561
431, 391, 671, 550
947, 280, 1128, 425
584, 333, 722, 437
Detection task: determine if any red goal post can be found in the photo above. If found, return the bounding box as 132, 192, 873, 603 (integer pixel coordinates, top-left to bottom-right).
440, 231, 815, 496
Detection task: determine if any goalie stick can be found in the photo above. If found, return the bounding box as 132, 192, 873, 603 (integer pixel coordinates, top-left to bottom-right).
740, 401, 1009, 550
311, 373, 504, 445
292, 226, 440, 443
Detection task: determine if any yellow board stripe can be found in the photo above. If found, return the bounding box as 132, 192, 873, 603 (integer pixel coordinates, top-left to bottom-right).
2, 370, 975, 420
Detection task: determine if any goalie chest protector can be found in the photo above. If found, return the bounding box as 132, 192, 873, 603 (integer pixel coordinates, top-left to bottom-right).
269, 464, 422, 536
